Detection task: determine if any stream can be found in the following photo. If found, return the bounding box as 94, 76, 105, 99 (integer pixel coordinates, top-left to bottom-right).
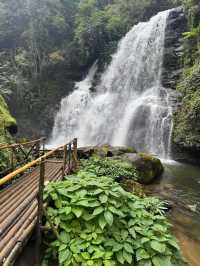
146, 160, 200, 266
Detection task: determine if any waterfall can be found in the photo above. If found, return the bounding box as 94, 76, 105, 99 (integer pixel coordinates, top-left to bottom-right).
49, 9, 174, 159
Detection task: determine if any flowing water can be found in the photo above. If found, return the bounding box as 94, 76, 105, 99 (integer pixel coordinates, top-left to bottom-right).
49, 9, 175, 159
146, 161, 200, 266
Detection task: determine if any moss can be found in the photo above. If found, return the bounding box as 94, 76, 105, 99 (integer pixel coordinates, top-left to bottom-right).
119, 177, 145, 197
136, 153, 164, 184
0, 95, 16, 173
173, 61, 200, 150
0, 95, 16, 130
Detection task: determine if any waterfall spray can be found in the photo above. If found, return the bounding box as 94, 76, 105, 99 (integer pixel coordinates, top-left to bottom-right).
49, 10, 174, 159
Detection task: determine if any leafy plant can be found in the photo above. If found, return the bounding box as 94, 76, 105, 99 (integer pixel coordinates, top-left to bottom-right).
42, 171, 185, 266
80, 157, 138, 181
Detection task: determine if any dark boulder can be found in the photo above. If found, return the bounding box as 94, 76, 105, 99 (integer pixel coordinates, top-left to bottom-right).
121, 153, 164, 184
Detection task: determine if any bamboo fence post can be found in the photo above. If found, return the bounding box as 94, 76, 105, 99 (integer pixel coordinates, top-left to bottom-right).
73, 138, 78, 170
62, 145, 67, 178
36, 141, 40, 159
68, 143, 72, 173
10, 148, 14, 172
36, 158, 45, 266
42, 138, 45, 156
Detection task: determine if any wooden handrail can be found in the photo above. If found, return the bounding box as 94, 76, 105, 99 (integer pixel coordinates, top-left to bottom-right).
0, 138, 45, 150
0, 140, 74, 187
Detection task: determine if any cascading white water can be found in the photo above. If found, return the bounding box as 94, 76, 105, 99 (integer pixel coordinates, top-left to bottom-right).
49, 9, 174, 158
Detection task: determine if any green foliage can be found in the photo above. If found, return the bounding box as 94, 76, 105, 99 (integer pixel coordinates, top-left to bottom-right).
183, 24, 200, 39
43, 171, 184, 266
0, 95, 16, 128
80, 157, 138, 181
0, 95, 16, 173
173, 61, 200, 149
171, 0, 200, 151
74, 0, 177, 64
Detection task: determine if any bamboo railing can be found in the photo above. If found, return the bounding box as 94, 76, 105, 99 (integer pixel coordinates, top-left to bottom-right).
0, 137, 46, 177
0, 138, 78, 266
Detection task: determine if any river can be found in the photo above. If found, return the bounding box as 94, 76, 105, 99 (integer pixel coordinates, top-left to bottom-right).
146, 160, 200, 266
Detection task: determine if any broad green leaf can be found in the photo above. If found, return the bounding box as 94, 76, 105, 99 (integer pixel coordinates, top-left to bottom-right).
93, 206, 104, 216
54, 216, 60, 225
73, 254, 83, 263
104, 239, 116, 247
76, 189, 87, 197
72, 207, 83, 218
109, 191, 120, 198
123, 250, 133, 264
99, 194, 108, 203
92, 250, 105, 259
138, 259, 152, 266
124, 243, 134, 254
128, 219, 136, 227
104, 211, 113, 226
168, 239, 180, 250
98, 214, 107, 230
59, 243, 68, 251
92, 189, 103, 195
151, 240, 166, 253
82, 211, 94, 221
55, 199, 62, 208
121, 229, 128, 240
103, 260, 116, 266
76, 200, 89, 207
67, 185, 81, 192
57, 188, 68, 196
108, 206, 124, 216
152, 255, 172, 266
141, 237, 149, 244
112, 243, 123, 252
87, 260, 94, 266
81, 252, 90, 260
64, 258, 72, 266
59, 231, 70, 243
65, 206, 72, 215
129, 227, 136, 239
153, 224, 167, 233
104, 251, 113, 260
88, 200, 101, 207
136, 249, 150, 261
116, 250, 125, 264
59, 249, 71, 264
92, 236, 104, 245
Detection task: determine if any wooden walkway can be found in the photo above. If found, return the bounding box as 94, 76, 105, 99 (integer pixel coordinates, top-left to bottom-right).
0, 139, 78, 265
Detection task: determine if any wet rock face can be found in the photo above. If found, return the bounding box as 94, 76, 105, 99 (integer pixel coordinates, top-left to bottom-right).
162, 7, 187, 89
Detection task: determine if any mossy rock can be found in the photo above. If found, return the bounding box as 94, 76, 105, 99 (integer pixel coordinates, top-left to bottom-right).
0, 95, 17, 173
78, 144, 137, 159
118, 177, 145, 197
0, 95, 17, 134
121, 153, 164, 184
173, 62, 200, 151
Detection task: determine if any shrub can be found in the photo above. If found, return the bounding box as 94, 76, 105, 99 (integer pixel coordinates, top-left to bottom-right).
42, 171, 184, 266
80, 157, 138, 181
